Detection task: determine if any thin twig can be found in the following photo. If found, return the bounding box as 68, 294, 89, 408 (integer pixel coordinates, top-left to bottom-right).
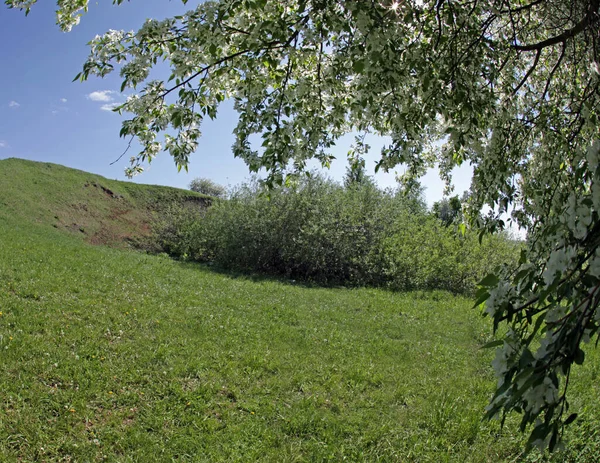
110, 135, 135, 166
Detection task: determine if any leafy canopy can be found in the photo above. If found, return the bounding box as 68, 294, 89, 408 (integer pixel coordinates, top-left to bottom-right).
7, 0, 600, 452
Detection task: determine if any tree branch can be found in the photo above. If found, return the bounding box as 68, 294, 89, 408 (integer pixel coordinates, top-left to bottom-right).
512, 47, 541, 95
499, 0, 546, 15
541, 41, 566, 100
514, 1, 599, 51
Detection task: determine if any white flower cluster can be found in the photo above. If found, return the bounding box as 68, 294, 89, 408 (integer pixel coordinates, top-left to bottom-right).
542, 246, 576, 287
164, 126, 200, 167
125, 164, 144, 178
6, 0, 87, 30
123, 81, 168, 117
587, 139, 600, 171
120, 59, 151, 87
6, 0, 37, 9
484, 281, 512, 316
490, 332, 559, 416
563, 194, 592, 240
522, 377, 559, 414
490, 330, 520, 382
535, 329, 559, 359
88, 30, 131, 77
54, 0, 92, 32
137, 130, 162, 160
491, 345, 511, 381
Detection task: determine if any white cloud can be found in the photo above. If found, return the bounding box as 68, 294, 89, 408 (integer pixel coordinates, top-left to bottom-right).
100, 103, 120, 112
8, 101, 20, 108
87, 90, 115, 102
0, 140, 7, 148
60, 98, 68, 103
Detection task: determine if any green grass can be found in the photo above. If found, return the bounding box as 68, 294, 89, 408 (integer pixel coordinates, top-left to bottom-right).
0, 159, 598, 461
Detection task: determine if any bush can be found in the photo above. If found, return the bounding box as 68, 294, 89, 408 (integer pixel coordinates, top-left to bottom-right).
195, 176, 413, 285
380, 214, 518, 293
152, 203, 206, 260
155, 174, 520, 293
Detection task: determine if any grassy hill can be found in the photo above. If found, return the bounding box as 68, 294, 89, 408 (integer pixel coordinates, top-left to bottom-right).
0, 159, 598, 461
0, 158, 210, 248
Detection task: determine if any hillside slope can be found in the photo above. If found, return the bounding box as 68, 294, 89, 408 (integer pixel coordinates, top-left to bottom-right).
0, 158, 210, 248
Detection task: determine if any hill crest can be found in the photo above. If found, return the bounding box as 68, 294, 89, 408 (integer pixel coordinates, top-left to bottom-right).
0, 158, 210, 248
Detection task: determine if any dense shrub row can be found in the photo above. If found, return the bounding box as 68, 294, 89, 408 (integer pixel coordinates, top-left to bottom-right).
154, 175, 519, 294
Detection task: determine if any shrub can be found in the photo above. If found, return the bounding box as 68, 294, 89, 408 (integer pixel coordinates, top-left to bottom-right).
380, 215, 519, 293
155, 174, 519, 294
152, 203, 206, 260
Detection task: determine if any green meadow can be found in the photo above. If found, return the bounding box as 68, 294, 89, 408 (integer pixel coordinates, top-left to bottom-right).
0, 159, 598, 461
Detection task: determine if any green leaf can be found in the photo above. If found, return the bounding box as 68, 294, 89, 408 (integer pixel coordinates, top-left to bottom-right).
518, 348, 534, 368
475, 286, 489, 299
478, 228, 486, 245
352, 60, 365, 73
574, 348, 585, 365
479, 274, 499, 287
480, 339, 504, 349
472, 290, 490, 309
548, 424, 559, 452
528, 422, 550, 445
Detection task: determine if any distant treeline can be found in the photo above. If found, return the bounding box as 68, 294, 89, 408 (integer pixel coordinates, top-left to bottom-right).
153, 174, 520, 294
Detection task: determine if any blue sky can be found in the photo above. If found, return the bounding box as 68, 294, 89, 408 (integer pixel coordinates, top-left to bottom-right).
0, 0, 472, 203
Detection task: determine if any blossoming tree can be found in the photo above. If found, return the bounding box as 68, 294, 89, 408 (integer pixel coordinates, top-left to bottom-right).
8, 0, 600, 451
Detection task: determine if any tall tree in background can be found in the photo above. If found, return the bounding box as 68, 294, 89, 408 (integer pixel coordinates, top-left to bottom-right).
343, 157, 373, 188
7, 0, 600, 451
189, 177, 227, 198
433, 195, 463, 226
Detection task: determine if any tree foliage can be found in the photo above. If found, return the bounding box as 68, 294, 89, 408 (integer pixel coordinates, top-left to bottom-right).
8, 0, 600, 451
188, 177, 227, 198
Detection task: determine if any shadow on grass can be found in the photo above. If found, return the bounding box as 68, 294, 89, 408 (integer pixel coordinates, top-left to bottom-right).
160, 253, 459, 302
166, 256, 343, 290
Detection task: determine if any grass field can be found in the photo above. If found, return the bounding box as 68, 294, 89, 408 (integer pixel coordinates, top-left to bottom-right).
0, 159, 598, 461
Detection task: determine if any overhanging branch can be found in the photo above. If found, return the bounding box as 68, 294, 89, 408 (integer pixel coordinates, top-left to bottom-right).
514, 0, 599, 51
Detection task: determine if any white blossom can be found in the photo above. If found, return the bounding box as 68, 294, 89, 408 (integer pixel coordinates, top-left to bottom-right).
485, 281, 512, 316
543, 247, 576, 287
523, 377, 559, 414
